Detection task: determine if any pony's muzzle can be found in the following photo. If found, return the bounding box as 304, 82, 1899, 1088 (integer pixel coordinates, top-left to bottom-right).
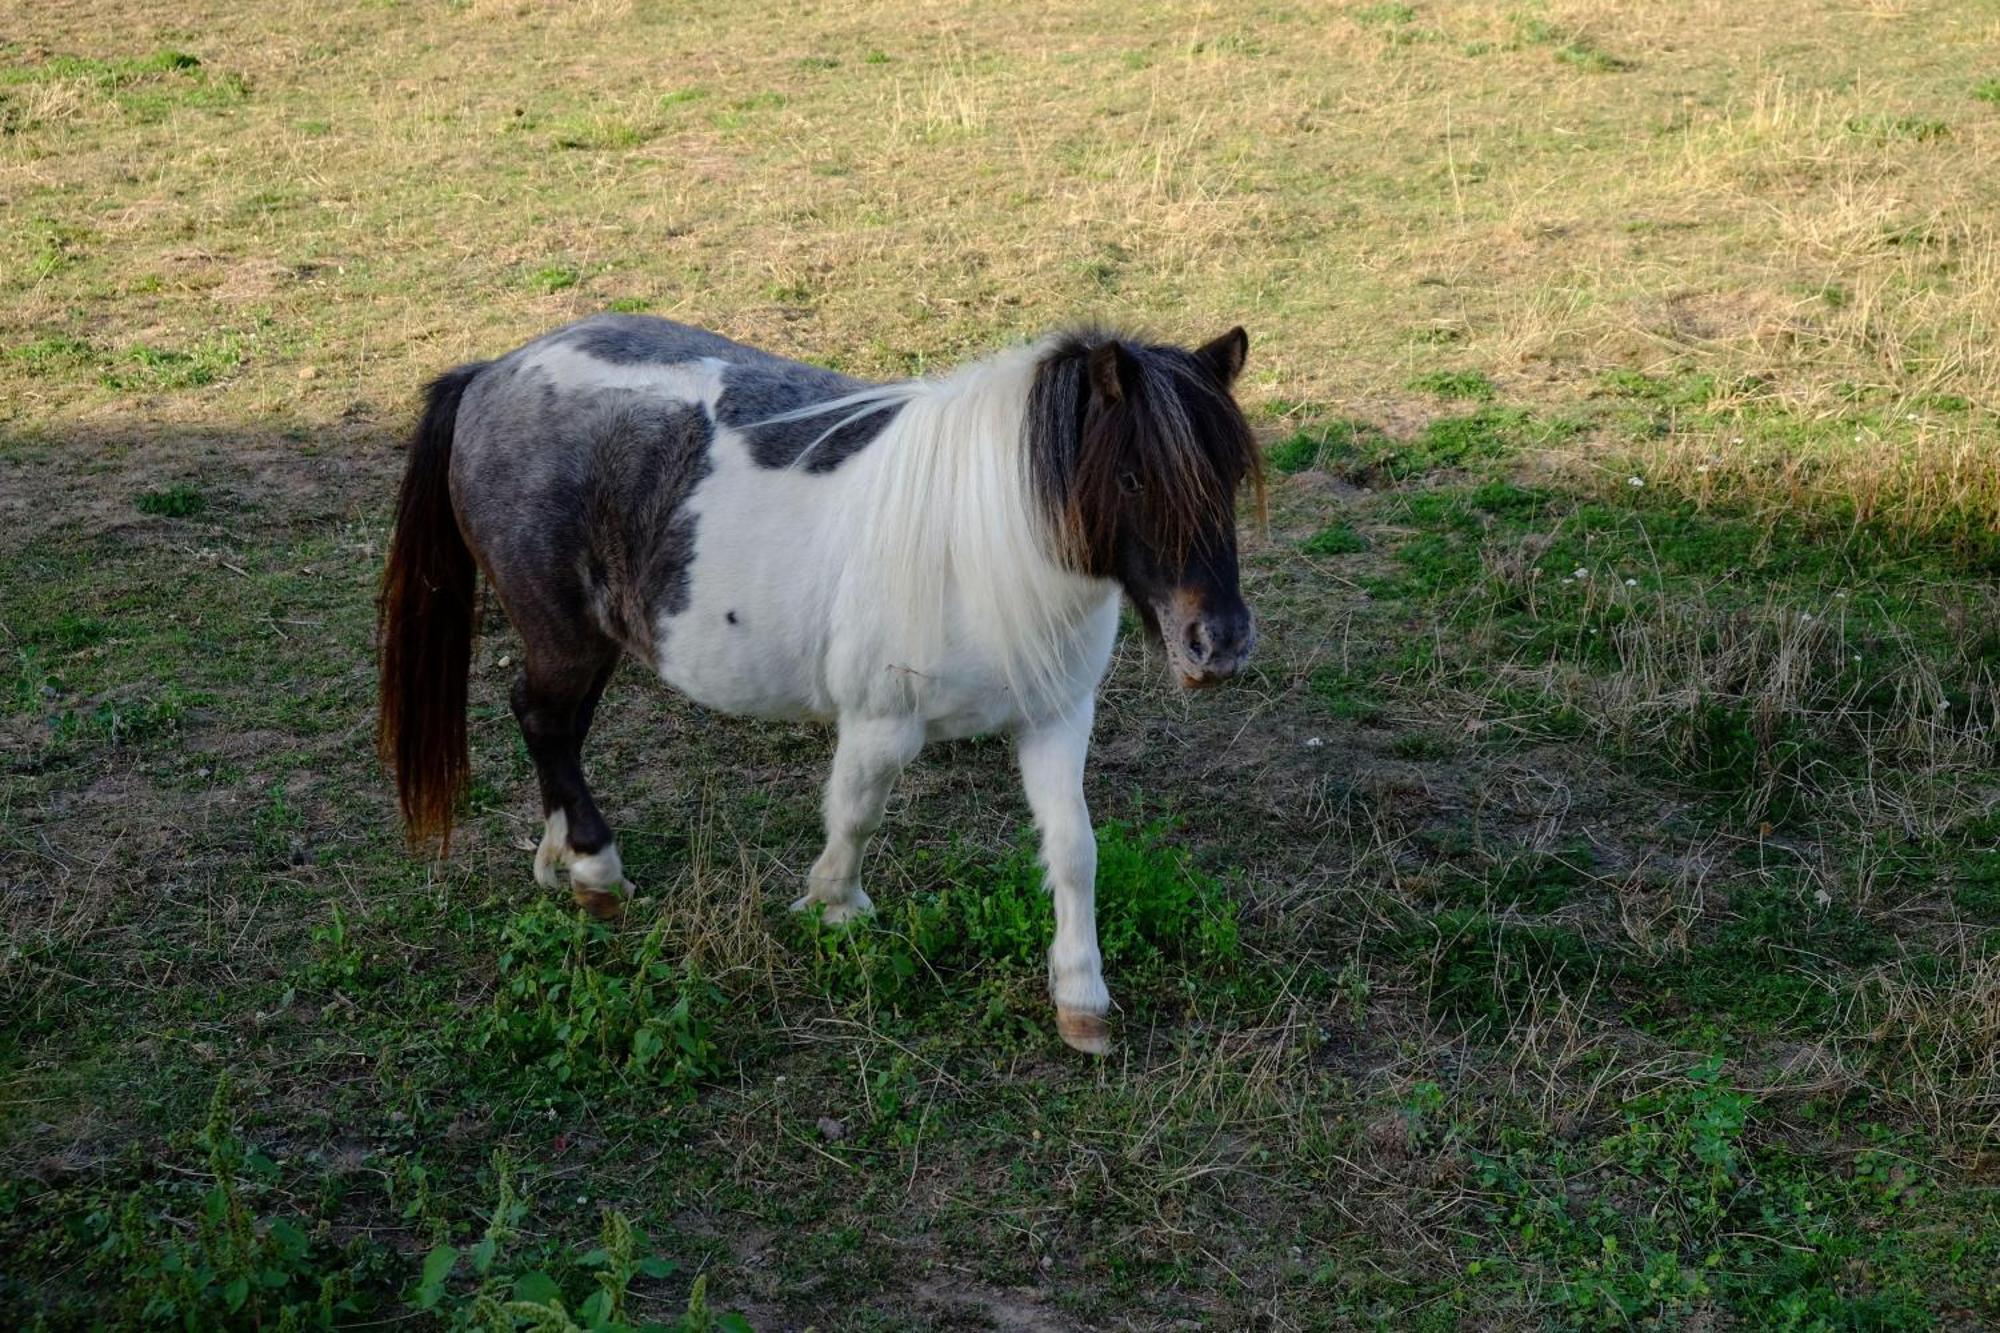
1173, 604, 1255, 687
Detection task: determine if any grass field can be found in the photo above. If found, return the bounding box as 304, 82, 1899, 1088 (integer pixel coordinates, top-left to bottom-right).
4, 0, 1999, 1327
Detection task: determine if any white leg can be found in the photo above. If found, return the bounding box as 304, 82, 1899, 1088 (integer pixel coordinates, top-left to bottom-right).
792, 715, 923, 926
1016, 702, 1109, 1055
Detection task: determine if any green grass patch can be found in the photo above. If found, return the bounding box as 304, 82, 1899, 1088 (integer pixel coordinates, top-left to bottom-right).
523, 263, 583, 294
1390, 908, 1599, 1030
1, 1076, 749, 1330
0, 48, 249, 121
1353, 2, 1416, 25
1459, 1060, 1981, 1327
134, 483, 208, 517
1631, 882, 1890, 1035
801, 821, 1245, 1028
1301, 521, 1368, 556
1408, 369, 1496, 401
1846, 113, 1950, 143
102, 338, 242, 391
1270, 409, 1569, 484
475, 904, 729, 1101
8, 334, 96, 374
1309, 667, 1384, 722
548, 115, 654, 150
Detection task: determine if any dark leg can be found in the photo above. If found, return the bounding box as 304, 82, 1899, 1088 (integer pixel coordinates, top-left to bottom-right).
511, 641, 626, 919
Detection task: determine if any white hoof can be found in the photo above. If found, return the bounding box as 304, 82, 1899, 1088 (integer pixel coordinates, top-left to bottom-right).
533, 811, 572, 889
790, 886, 874, 926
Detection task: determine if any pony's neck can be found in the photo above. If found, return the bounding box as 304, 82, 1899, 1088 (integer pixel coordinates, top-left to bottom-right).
852, 339, 1111, 705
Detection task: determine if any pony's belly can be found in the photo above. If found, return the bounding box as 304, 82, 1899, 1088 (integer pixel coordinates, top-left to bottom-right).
652, 626, 827, 722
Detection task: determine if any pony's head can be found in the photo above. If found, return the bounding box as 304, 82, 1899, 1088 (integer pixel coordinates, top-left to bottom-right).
1030, 328, 1263, 688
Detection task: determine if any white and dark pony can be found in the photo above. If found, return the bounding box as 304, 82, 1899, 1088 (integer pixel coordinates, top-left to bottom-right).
377, 315, 1261, 1054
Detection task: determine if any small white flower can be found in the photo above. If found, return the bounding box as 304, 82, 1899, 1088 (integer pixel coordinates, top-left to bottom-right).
1834, 591, 1847, 599
1695, 463, 1711, 474
1626, 476, 1645, 488
1814, 888, 1832, 908
1730, 437, 1744, 445
577, 1194, 589, 1205
1305, 736, 1325, 748
1625, 578, 1638, 587
1801, 612, 1812, 621
1574, 567, 1590, 580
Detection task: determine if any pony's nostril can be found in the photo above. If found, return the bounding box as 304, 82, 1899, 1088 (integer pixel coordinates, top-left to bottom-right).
1184, 619, 1213, 664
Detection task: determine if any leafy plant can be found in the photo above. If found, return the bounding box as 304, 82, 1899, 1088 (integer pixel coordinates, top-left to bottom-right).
1408, 369, 1496, 401
475, 906, 728, 1097
412, 1167, 751, 1333
80, 1077, 365, 1329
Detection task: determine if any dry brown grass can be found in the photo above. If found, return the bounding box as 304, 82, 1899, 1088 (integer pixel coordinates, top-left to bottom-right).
4, 1, 1995, 423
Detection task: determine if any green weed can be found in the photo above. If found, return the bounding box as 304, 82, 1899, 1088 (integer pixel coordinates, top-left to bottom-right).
103, 338, 242, 391
1301, 522, 1368, 556
475, 905, 728, 1099
135, 483, 208, 517
9, 334, 96, 373
1846, 114, 1950, 143
1408, 369, 1496, 401
1353, 3, 1416, 25
524, 264, 583, 294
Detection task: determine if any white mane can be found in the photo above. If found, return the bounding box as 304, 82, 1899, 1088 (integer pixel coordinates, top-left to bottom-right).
751, 340, 1112, 713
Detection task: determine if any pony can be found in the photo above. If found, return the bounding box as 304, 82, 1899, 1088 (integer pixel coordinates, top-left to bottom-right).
376, 314, 1261, 1054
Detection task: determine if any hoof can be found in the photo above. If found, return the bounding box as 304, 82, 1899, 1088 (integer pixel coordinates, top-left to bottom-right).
790, 887, 873, 926
1056, 1008, 1111, 1057
572, 883, 625, 921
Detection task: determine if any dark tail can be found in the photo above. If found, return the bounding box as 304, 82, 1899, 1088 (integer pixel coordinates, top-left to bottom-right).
377, 362, 488, 851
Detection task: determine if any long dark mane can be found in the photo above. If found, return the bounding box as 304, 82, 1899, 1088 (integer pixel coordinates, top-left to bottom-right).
1024, 330, 1264, 576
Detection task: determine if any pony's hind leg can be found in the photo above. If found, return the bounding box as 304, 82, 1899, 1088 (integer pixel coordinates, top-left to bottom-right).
511, 641, 628, 919
794, 716, 923, 925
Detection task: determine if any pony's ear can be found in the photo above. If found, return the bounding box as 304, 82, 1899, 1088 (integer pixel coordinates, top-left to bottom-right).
1088, 340, 1139, 404
1195, 326, 1249, 387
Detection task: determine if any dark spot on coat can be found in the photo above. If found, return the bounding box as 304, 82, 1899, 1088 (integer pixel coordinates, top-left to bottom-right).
452, 369, 714, 666
725, 610, 738, 625
714, 363, 901, 472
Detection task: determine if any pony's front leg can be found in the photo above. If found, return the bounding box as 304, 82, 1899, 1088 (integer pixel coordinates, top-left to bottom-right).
1016, 705, 1109, 1056
793, 715, 923, 925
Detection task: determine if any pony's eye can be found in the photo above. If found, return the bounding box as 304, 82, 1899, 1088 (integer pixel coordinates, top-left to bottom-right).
1118, 471, 1142, 496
